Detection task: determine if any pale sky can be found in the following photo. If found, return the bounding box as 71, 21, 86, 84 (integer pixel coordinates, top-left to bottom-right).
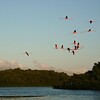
0, 0, 100, 74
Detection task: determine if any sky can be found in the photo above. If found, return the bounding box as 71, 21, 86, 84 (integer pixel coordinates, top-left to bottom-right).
0, 0, 100, 75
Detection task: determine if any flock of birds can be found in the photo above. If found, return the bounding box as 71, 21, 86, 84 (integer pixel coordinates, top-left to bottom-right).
54, 16, 95, 55
24, 16, 95, 56
55, 40, 80, 55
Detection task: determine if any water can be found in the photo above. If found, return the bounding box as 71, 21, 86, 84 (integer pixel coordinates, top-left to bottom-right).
0, 87, 100, 100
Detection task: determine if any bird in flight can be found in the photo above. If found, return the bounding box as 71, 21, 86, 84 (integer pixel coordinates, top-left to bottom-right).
89, 20, 96, 24
72, 30, 77, 34
89, 20, 93, 24
60, 16, 72, 20
25, 52, 29, 56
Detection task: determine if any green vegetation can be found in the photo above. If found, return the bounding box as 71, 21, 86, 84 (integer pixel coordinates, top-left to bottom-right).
0, 68, 69, 87
53, 62, 100, 90
0, 61, 100, 90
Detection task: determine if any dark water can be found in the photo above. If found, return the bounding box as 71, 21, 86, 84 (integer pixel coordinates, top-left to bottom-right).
0, 87, 100, 100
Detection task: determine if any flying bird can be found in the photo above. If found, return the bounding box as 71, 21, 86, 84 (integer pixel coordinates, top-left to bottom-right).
55, 44, 58, 49
88, 29, 92, 32
60, 16, 68, 20
87, 29, 96, 33
89, 20, 96, 24
77, 42, 80, 49
74, 40, 76, 45
60, 16, 72, 20
89, 20, 93, 24
67, 48, 71, 52
25, 52, 29, 56
72, 50, 75, 55
65, 16, 68, 20
72, 30, 77, 34
61, 45, 64, 49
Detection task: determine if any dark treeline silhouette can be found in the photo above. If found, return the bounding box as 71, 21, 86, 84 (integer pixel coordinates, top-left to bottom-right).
0, 62, 100, 90
53, 62, 100, 90
0, 68, 69, 87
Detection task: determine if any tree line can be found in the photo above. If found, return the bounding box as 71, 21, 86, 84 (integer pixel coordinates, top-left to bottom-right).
53, 62, 100, 90
0, 62, 100, 90
0, 68, 69, 87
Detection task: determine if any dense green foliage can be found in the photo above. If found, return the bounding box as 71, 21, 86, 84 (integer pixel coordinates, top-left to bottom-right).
0, 68, 69, 87
0, 61, 100, 90
53, 62, 100, 90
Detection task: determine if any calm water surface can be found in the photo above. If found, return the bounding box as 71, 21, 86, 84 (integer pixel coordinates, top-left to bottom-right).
0, 87, 100, 100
